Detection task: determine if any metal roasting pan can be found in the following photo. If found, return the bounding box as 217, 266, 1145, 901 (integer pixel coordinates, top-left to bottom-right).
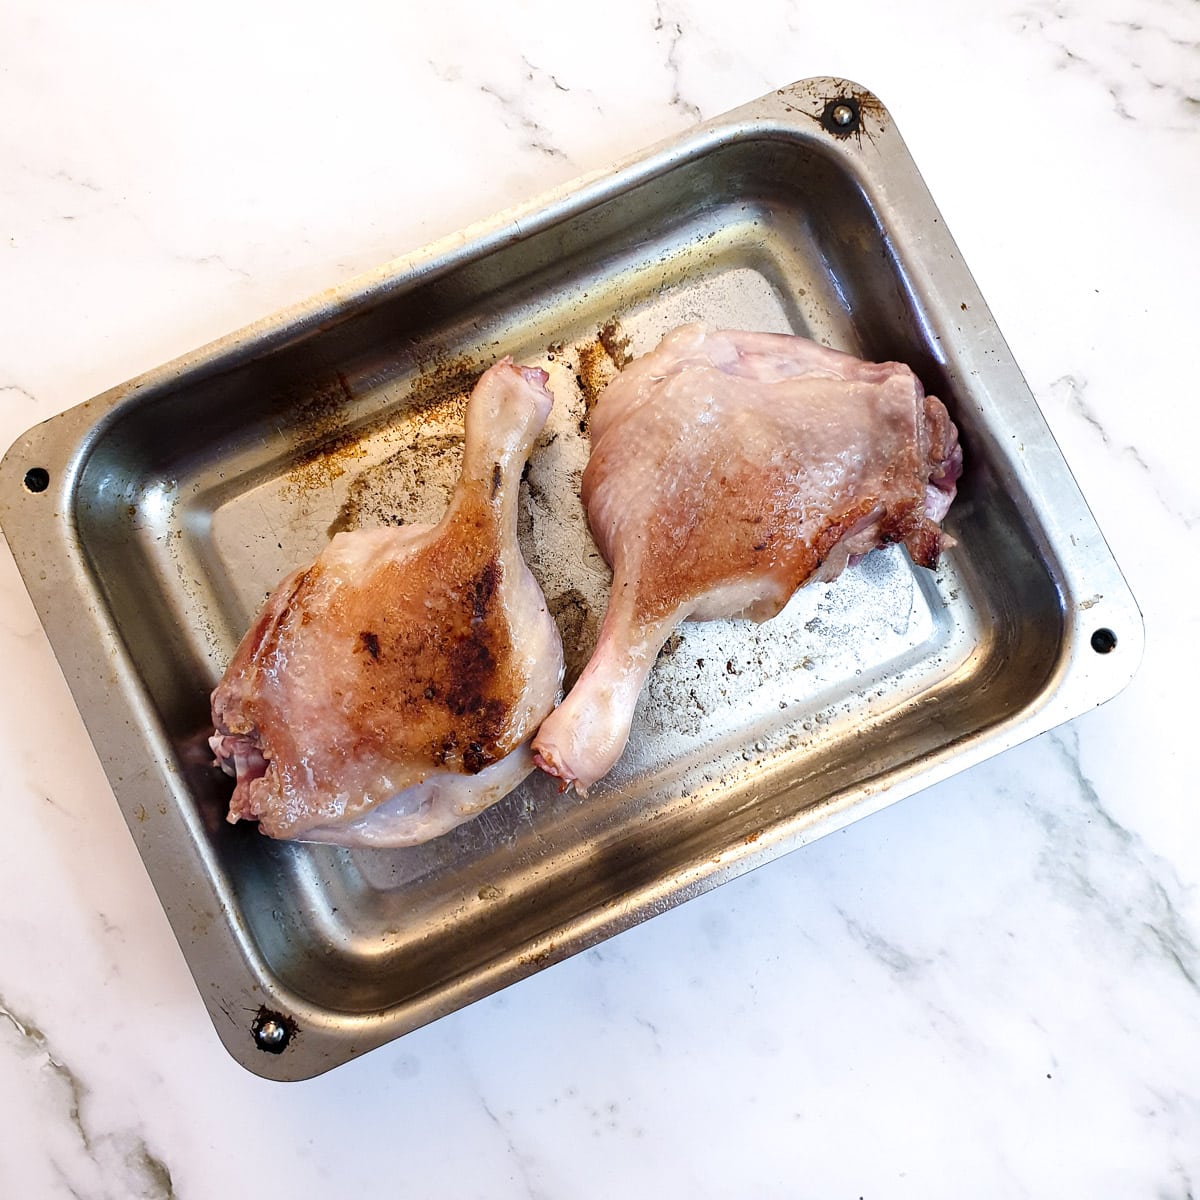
0, 79, 1142, 1079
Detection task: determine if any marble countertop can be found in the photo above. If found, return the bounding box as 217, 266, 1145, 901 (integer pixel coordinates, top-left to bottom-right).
2, 1, 1197, 1195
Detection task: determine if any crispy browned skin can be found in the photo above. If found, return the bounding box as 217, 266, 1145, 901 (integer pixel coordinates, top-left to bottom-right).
289, 509, 520, 776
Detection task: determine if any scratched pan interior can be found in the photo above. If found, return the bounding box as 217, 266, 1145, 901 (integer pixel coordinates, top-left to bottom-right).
0, 79, 1141, 1078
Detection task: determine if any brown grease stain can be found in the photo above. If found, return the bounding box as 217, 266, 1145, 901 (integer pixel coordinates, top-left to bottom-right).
780, 80, 889, 146
401, 353, 480, 422
329, 432, 462, 536
547, 586, 598, 690
285, 371, 369, 496
576, 318, 632, 422
597, 319, 632, 369
285, 356, 479, 507
326, 354, 480, 535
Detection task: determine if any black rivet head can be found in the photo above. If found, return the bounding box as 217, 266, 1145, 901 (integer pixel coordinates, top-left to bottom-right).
1090, 628, 1117, 654
821, 96, 861, 135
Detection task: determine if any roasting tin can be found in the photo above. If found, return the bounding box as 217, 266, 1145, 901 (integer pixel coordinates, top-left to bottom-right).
0, 79, 1141, 1079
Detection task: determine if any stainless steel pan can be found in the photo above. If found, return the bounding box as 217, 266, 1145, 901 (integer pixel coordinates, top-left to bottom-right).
0, 78, 1141, 1079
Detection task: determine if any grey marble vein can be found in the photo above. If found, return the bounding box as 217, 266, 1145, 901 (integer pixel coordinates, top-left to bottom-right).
1164, 1157, 1197, 1199
50, 1161, 88, 1200
1050, 374, 1196, 528
1, 1002, 89, 1137
521, 54, 569, 95
653, 2, 701, 120
0, 381, 38, 405
438, 54, 577, 166
51, 169, 103, 194
837, 908, 927, 978
476, 81, 568, 160
634, 1013, 664, 1053
36, 792, 73, 820
130, 1146, 176, 1200
1051, 373, 1109, 443
1017, 0, 1200, 129
479, 1094, 541, 1200
1046, 728, 1200, 993
188, 252, 252, 281
1, 996, 179, 1199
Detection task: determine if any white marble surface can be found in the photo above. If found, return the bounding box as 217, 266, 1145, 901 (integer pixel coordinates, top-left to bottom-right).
2, 0, 1198, 1195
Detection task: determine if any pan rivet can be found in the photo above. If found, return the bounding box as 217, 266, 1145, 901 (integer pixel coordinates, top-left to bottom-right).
252, 1013, 291, 1052
23, 467, 50, 493
1090, 628, 1117, 654
831, 104, 855, 127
